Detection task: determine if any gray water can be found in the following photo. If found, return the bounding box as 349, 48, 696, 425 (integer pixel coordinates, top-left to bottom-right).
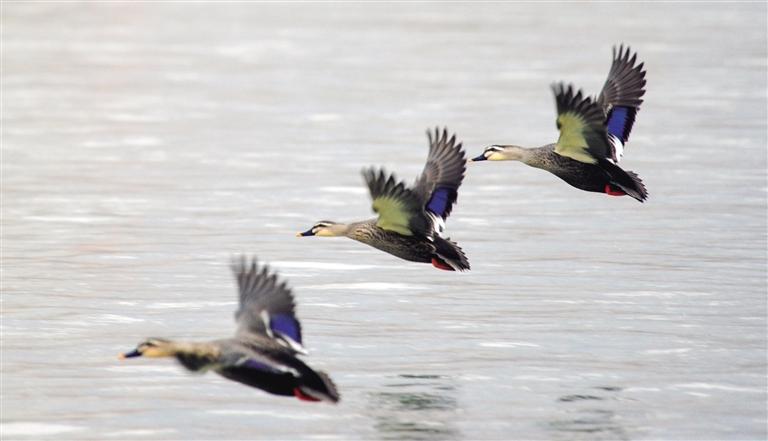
2, 2, 766, 440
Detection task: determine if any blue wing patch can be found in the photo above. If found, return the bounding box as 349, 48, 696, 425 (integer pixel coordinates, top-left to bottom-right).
606, 106, 637, 144
270, 313, 302, 344
243, 359, 283, 374
426, 187, 456, 218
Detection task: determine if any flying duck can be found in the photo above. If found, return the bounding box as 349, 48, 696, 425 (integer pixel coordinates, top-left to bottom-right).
472, 45, 648, 202
298, 128, 470, 271
119, 256, 340, 403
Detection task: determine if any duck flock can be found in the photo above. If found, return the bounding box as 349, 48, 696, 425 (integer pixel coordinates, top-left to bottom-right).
121, 45, 648, 405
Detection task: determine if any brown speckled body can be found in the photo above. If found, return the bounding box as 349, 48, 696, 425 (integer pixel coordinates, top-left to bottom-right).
347, 219, 434, 263
524, 144, 616, 194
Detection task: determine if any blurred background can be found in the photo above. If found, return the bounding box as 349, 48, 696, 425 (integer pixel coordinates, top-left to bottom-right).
2, 2, 766, 440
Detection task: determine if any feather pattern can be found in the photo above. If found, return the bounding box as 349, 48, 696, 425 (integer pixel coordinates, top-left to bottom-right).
231, 257, 303, 349
346, 219, 471, 271
414, 127, 467, 221
598, 44, 647, 111
598, 44, 647, 160
240, 357, 291, 375
363, 168, 431, 237
215, 340, 338, 402
510, 143, 648, 202
552, 83, 612, 164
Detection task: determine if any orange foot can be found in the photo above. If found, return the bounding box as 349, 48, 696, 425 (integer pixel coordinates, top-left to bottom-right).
431, 258, 455, 271
604, 184, 626, 196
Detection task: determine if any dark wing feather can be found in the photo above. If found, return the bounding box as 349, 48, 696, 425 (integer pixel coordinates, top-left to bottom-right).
598, 44, 647, 154
413, 127, 467, 221
363, 168, 431, 237
552, 83, 612, 164
598, 44, 647, 111
231, 256, 303, 347
218, 360, 298, 396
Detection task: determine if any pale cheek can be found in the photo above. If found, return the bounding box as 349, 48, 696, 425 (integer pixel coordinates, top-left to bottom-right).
488, 152, 505, 161
315, 230, 335, 237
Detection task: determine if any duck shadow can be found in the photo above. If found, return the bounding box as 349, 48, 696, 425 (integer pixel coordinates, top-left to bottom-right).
367, 374, 461, 441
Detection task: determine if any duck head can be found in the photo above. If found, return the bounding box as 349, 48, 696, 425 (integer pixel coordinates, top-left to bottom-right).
471, 145, 527, 162
119, 338, 174, 359
296, 221, 349, 237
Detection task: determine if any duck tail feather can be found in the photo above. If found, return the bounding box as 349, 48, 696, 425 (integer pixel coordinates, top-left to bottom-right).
299, 370, 340, 404
622, 169, 648, 202
433, 236, 470, 271
599, 158, 648, 202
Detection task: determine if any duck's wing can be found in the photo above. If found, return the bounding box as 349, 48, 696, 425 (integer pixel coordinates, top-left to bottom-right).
598, 45, 647, 161
218, 342, 299, 374
413, 127, 466, 225
231, 256, 305, 354
217, 347, 302, 396
362, 167, 431, 237
552, 83, 612, 165
221, 347, 340, 403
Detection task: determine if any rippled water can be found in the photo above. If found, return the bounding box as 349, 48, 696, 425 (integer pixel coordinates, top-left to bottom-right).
2, 3, 766, 440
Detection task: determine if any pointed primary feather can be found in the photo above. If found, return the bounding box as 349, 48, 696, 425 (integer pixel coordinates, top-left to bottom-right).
231, 257, 303, 347
598, 44, 647, 112
363, 168, 431, 237
598, 44, 647, 160
413, 127, 466, 221
552, 83, 612, 165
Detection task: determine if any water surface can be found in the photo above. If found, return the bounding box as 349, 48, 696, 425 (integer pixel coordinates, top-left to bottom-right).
2, 3, 766, 440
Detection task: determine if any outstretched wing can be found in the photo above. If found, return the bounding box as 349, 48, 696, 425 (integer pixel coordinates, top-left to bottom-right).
598, 44, 647, 161
363, 168, 431, 237
231, 256, 304, 353
552, 83, 611, 164
413, 127, 466, 222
